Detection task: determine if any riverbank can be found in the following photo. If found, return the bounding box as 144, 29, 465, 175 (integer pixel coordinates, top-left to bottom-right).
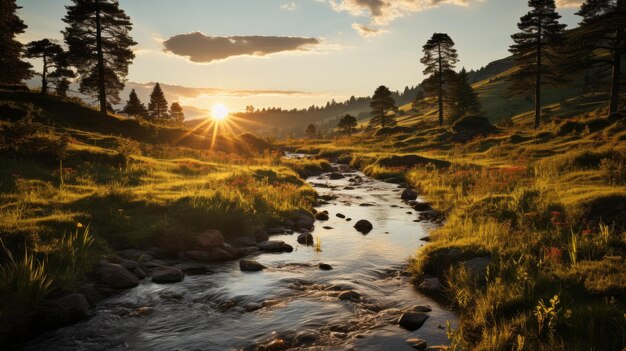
285, 114, 626, 350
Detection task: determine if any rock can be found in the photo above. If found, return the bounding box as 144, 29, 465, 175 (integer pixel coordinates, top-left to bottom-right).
267, 227, 287, 234
119, 258, 139, 270
318, 263, 333, 270
98, 263, 139, 289
34, 294, 90, 330
196, 229, 225, 249
401, 189, 418, 201
315, 211, 329, 221
134, 267, 147, 279
241, 246, 261, 255
128, 306, 154, 318
185, 248, 233, 262
418, 277, 444, 294
462, 256, 491, 280
295, 209, 315, 229
222, 243, 243, 258
398, 312, 429, 331
151, 266, 184, 283
323, 226, 333, 230
329, 172, 345, 180
173, 262, 210, 275
283, 219, 296, 227
336, 213, 346, 219
141, 259, 167, 269
118, 249, 154, 262
239, 259, 267, 272
406, 338, 428, 350
297, 233, 314, 245
245, 303, 263, 312
185, 249, 212, 261
413, 202, 433, 211
79, 284, 103, 306
407, 305, 432, 313
294, 331, 320, 345
257, 240, 294, 253
354, 219, 373, 234
260, 338, 287, 351
209, 248, 234, 261
338, 290, 361, 301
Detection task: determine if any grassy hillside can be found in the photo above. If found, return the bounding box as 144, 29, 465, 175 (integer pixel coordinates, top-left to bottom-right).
287, 104, 626, 350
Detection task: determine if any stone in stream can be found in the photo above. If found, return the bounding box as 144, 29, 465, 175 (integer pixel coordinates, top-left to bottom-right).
338, 290, 361, 301
315, 211, 329, 221
398, 312, 430, 331
407, 305, 433, 313
413, 202, 433, 212
239, 259, 267, 272
173, 262, 210, 275
318, 263, 333, 270
151, 266, 184, 283
418, 277, 445, 294
401, 188, 418, 201
323, 226, 334, 230
134, 267, 147, 279
196, 229, 225, 249
329, 172, 345, 180
354, 219, 373, 234
406, 338, 428, 350
297, 233, 314, 245
257, 240, 294, 253
98, 263, 139, 289
33, 293, 90, 330
336, 213, 346, 219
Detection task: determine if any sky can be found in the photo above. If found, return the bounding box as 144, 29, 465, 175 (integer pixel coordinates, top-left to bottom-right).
16, 0, 584, 115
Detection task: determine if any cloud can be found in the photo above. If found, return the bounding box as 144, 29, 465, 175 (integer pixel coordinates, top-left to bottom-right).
320, 0, 484, 36
351, 23, 387, 37
555, 0, 582, 8
162, 32, 320, 63
280, 2, 298, 11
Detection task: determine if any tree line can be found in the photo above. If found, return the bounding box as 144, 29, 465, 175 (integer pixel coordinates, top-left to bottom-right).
0, 0, 184, 125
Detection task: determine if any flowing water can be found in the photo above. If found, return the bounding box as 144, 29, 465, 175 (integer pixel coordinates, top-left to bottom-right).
18, 161, 457, 351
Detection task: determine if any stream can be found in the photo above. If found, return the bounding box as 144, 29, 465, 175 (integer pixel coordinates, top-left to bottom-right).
17, 160, 457, 351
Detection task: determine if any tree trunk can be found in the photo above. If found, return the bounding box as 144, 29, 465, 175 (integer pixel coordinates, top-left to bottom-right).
609, 27, 623, 115
41, 55, 48, 95
95, 3, 107, 115
438, 44, 444, 127
535, 16, 542, 129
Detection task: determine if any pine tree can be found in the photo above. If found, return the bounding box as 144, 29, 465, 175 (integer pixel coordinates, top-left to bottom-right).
148, 83, 169, 120
0, 0, 33, 83
24, 39, 64, 95
421, 33, 459, 126
63, 0, 136, 115
450, 68, 482, 120
122, 89, 147, 118
170, 102, 185, 125
575, 0, 625, 115
369, 85, 397, 129
338, 114, 358, 136
47, 51, 76, 97
305, 124, 317, 138
509, 0, 566, 129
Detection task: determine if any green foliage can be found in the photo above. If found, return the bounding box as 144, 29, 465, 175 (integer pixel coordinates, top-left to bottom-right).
148, 83, 168, 120
369, 85, 397, 129
0, 0, 33, 83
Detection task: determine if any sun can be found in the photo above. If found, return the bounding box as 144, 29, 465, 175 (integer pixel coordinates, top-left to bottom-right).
211, 104, 229, 121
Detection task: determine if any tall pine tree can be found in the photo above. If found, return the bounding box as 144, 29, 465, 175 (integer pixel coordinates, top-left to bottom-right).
48, 51, 76, 97
0, 0, 32, 84
63, 0, 136, 115
337, 114, 358, 136
575, 0, 625, 115
24, 39, 63, 95
450, 68, 482, 120
148, 83, 169, 120
170, 102, 185, 125
122, 89, 147, 118
369, 85, 397, 129
509, 0, 566, 129
421, 33, 458, 127
305, 124, 317, 138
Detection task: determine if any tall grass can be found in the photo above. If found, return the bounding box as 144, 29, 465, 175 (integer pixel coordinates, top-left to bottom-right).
0, 242, 52, 305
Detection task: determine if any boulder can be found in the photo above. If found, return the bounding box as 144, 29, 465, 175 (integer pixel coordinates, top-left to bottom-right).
329, 172, 345, 180
294, 331, 321, 345
34, 294, 90, 330
119, 258, 139, 270
315, 211, 329, 221
185, 248, 233, 262
406, 338, 428, 351
398, 312, 429, 331
418, 277, 444, 294
134, 267, 147, 279
257, 240, 294, 253
297, 233, 314, 245
336, 213, 346, 219
354, 220, 373, 234
462, 256, 491, 281
407, 305, 432, 313
98, 263, 139, 289
222, 243, 243, 258
151, 266, 184, 283
451, 114, 500, 142
196, 229, 225, 249
295, 210, 315, 229
228, 236, 257, 247
239, 259, 267, 272
401, 189, 418, 201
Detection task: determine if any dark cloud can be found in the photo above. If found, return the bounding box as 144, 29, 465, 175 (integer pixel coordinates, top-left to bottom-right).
162, 32, 320, 63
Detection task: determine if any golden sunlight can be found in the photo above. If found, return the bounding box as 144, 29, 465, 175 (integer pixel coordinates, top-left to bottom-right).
211, 103, 229, 121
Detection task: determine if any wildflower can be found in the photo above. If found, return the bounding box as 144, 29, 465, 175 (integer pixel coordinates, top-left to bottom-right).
76, 222, 84, 228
